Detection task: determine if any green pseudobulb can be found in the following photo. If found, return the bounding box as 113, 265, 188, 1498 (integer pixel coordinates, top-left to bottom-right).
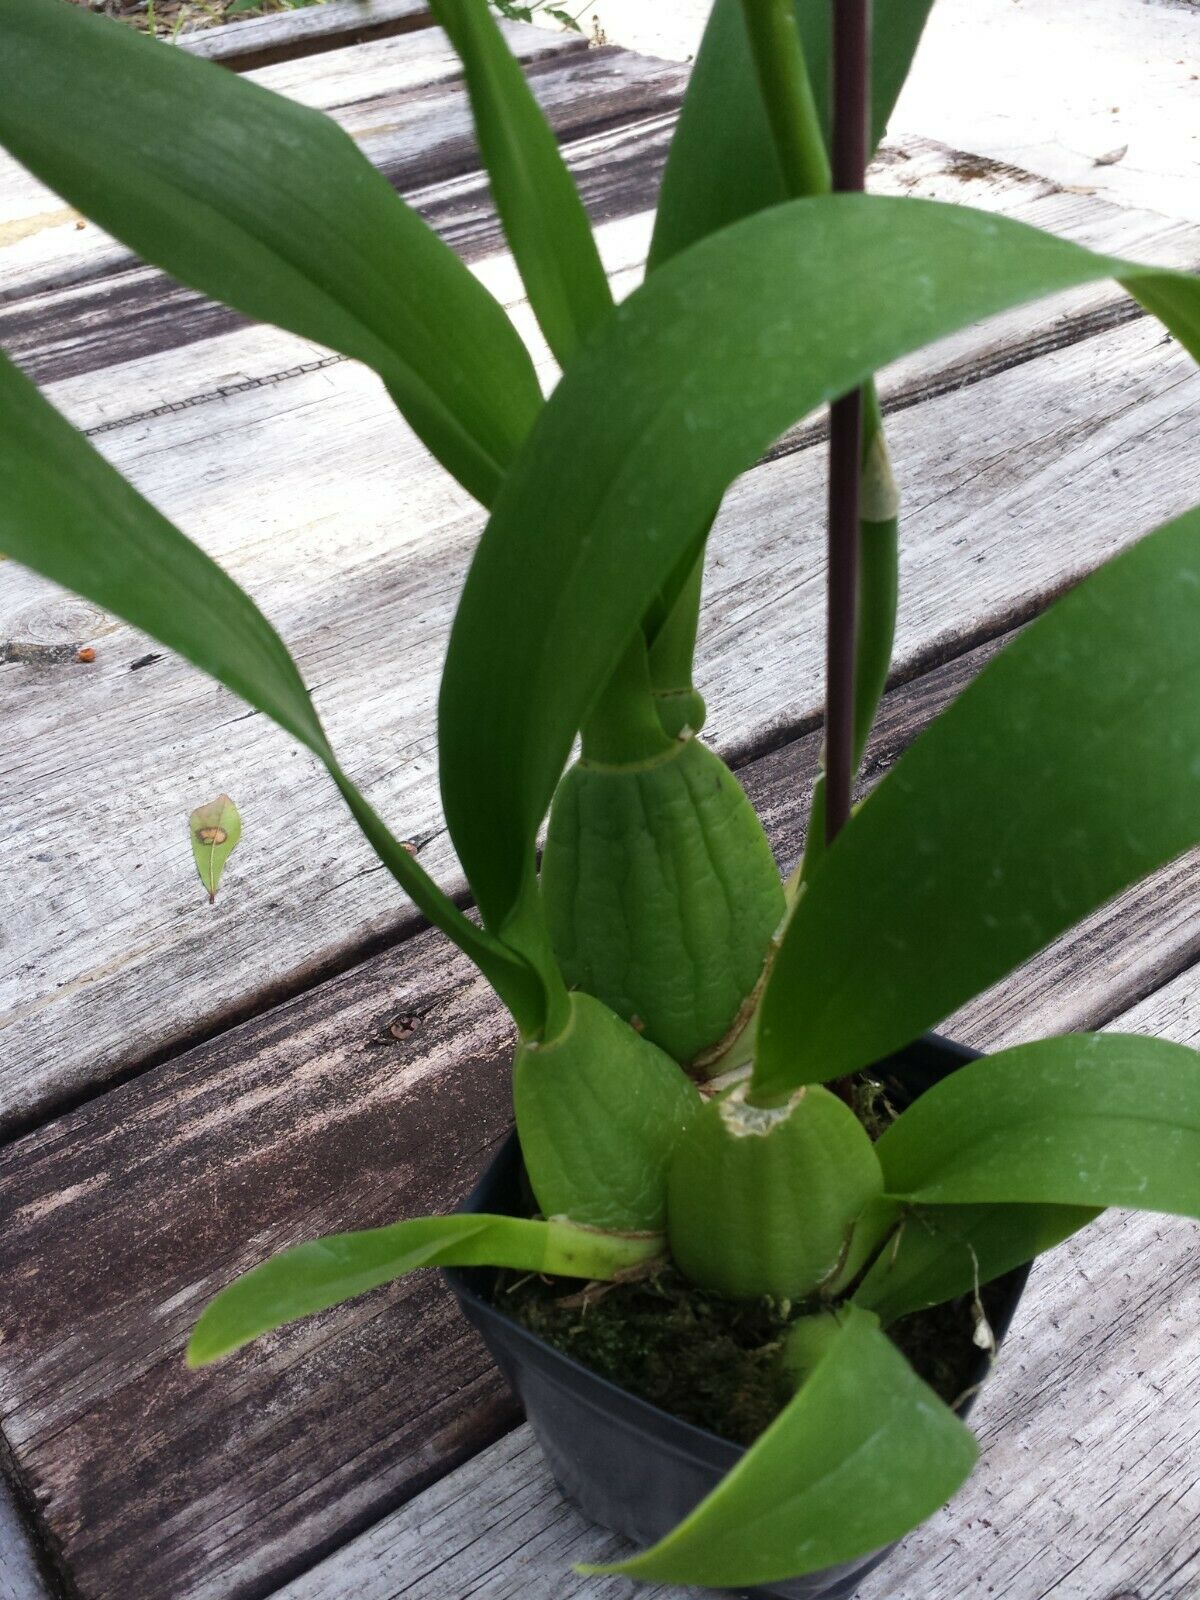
541, 736, 785, 1067
514, 991, 701, 1234
668, 1083, 885, 1299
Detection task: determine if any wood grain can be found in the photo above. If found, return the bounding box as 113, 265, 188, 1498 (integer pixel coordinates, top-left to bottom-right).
5, 283, 1199, 1132
259, 976, 1200, 1600
179, 0, 435, 73
268, 1207, 1200, 1600
0, 28, 666, 306
4, 630, 1200, 1600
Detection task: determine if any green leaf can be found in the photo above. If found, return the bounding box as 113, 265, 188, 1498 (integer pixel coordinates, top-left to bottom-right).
875, 1033, 1200, 1217
189, 793, 242, 903
0, 347, 547, 1035
0, 0, 541, 505
853, 1199, 1095, 1326
583, 1304, 977, 1587
665, 1, 901, 862
755, 503, 1200, 1095
429, 0, 611, 367
188, 1211, 663, 1366
437, 192, 1200, 936
649, 0, 935, 267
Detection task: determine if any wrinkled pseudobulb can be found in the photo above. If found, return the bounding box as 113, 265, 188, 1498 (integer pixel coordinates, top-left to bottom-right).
541, 736, 785, 1068
514, 990, 701, 1234
668, 1081, 885, 1299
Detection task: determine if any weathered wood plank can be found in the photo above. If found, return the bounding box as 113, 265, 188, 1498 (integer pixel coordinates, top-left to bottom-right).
178, 0, 435, 73
4, 290, 1199, 1131
263, 974, 1200, 1600
0, 60, 681, 393
574, 0, 1200, 225
891, 0, 1200, 227
4, 629, 1200, 1600
269, 1207, 1200, 1600
0, 28, 664, 303
11, 112, 1199, 404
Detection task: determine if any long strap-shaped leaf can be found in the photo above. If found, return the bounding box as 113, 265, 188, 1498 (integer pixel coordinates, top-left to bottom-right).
0, 0, 541, 505
582, 1305, 977, 1587
437, 192, 1200, 935
875, 1034, 1200, 1214
646, 0, 925, 721
188, 1212, 662, 1366
852, 1199, 1096, 1326
0, 350, 548, 1035
754, 503, 1200, 1095
733, 0, 903, 878
649, 0, 935, 267
428, 0, 612, 367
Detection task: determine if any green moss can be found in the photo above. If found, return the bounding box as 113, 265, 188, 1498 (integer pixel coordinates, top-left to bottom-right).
849, 1072, 901, 1140
499, 1262, 1002, 1446
499, 1266, 796, 1446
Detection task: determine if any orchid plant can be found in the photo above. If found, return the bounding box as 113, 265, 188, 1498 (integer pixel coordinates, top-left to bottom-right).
3, 0, 1200, 1586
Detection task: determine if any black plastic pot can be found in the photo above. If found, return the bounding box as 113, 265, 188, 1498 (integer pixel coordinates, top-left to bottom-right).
445, 1033, 1028, 1600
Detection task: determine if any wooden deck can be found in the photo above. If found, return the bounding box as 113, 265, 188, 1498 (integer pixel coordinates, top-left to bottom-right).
1, 3, 1198, 1597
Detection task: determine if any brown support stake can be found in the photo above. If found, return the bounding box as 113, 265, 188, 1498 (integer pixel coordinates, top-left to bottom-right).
824, 0, 872, 847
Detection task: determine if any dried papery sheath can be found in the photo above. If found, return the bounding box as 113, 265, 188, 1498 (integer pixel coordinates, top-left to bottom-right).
668, 1080, 884, 1299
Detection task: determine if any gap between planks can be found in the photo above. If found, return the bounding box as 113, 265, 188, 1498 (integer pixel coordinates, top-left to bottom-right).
2, 627, 1200, 1600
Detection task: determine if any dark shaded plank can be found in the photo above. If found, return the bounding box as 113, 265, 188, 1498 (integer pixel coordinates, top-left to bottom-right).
179, 0, 436, 73
5, 625, 1200, 1600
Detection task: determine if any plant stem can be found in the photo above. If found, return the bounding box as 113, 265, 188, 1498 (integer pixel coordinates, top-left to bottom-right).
824, 0, 872, 846
580, 630, 677, 765
646, 545, 709, 737
739, 0, 894, 861
739, 0, 831, 195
